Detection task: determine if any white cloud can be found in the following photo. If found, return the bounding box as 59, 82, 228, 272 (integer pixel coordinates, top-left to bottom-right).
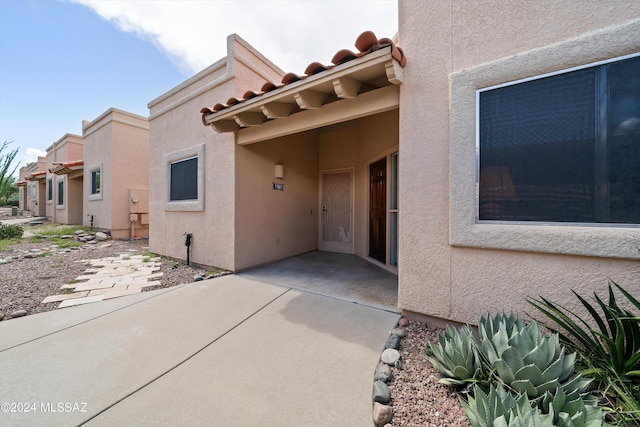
69, 0, 398, 75
23, 147, 47, 164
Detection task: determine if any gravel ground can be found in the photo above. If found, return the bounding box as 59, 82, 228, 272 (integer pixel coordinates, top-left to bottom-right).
0, 233, 471, 426
388, 320, 470, 427
0, 238, 217, 320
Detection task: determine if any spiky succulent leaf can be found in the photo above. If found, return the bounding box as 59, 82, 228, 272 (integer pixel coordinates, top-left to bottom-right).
426, 324, 484, 386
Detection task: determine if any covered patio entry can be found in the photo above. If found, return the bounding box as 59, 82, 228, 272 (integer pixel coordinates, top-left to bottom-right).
239, 251, 398, 312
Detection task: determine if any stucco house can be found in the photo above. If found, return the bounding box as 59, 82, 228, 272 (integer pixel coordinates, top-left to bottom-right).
81, 108, 150, 239
45, 134, 84, 225
152, 1, 639, 325
16, 156, 47, 216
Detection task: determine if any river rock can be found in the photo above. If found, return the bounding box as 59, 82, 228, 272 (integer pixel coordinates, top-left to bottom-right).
398, 317, 409, 327
10, 309, 27, 318
373, 380, 391, 403
385, 333, 401, 350
373, 403, 392, 426
95, 232, 109, 241
380, 348, 400, 366
375, 363, 393, 381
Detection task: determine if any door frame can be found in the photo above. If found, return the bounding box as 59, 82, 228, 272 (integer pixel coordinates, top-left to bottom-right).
318, 168, 355, 253
367, 148, 399, 274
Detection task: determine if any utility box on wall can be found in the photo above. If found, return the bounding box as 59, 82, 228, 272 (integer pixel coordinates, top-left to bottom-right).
129, 189, 149, 214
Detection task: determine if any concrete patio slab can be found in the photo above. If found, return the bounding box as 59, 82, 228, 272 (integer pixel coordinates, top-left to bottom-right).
0, 274, 399, 426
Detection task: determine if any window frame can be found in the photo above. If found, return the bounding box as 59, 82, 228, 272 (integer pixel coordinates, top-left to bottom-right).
475, 53, 639, 225
164, 144, 205, 211
56, 177, 65, 209
88, 164, 103, 201
47, 178, 53, 203
448, 20, 639, 261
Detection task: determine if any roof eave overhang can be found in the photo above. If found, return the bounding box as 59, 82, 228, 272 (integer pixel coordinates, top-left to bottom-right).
203, 47, 403, 142
51, 165, 84, 175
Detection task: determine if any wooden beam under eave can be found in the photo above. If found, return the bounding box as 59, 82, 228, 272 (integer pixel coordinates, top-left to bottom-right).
385, 60, 404, 85
237, 85, 398, 145
294, 90, 326, 109
333, 76, 361, 99
234, 112, 266, 127
261, 102, 295, 119
210, 120, 240, 133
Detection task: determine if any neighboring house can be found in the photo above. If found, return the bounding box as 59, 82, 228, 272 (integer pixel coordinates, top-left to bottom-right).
153, 2, 639, 325
15, 156, 47, 216
82, 108, 150, 239
45, 134, 84, 225
148, 34, 285, 266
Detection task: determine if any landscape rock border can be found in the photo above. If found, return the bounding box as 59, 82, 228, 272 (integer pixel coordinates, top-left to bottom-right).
372, 317, 408, 426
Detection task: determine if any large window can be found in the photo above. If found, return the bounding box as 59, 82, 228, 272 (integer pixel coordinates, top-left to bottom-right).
478, 55, 639, 224
170, 157, 198, 201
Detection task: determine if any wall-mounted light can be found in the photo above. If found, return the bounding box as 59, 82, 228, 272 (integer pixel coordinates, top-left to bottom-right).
274, 164, 284, 179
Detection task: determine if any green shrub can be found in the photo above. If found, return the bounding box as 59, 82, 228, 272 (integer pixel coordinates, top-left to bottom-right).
0, 223, 23, 239
528, 281, 640, 425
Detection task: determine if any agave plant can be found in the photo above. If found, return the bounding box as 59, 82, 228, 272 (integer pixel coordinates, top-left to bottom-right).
425, 324, 485, 386
461, 384, 555, 427
478, 314, 580, 399
539, 380, 602, 427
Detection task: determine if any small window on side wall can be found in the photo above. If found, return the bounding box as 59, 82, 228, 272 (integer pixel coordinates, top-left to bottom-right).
91, 170, 101, 195
478, 55, 640, 224
165, 144, 204, 211
47, 178, 53, 202
57, 179, 64, 207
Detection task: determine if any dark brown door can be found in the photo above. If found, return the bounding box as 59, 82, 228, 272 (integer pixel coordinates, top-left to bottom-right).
369, 158, 386, 262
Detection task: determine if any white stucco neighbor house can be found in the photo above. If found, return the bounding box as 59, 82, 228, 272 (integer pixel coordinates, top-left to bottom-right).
150, 1, 639, 325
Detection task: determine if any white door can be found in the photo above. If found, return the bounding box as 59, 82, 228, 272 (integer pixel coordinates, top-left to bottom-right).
320, 170, 353, 252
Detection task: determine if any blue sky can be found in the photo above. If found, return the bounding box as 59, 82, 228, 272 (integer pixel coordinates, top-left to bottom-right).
0, 0, 397, 174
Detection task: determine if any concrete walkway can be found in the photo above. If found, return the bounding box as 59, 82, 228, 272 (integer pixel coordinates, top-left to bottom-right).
0, 275, 399, 426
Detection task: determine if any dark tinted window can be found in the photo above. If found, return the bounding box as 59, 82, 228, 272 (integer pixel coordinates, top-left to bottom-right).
170, 157, 198, 201
57, 180, 64, 205
479, 56, 639, 224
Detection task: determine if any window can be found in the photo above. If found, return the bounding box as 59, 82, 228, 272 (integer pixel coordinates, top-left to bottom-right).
165, 144, 204, 211
478, 55, 639, 224
57, 179, 64, 207
91, 169, 101, 195
27, 184, 31, 198
32, 183, 36, 200
170, 157, 197, 201
47, 178, 52, 202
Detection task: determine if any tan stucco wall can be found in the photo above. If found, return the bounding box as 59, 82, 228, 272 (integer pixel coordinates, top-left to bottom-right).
83, 108, 150, 239
148, 34, 283, 270
398, 1, 640, 324
235, 131, 319, 270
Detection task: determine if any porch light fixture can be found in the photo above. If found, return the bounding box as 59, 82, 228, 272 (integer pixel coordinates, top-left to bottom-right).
274, 164, 284, 179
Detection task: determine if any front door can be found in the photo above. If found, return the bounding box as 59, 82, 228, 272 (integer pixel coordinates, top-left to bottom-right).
320, 170, 353, 252
369, 158, 386, 262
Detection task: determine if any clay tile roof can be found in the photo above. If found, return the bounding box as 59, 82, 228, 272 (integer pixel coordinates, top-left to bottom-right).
15, 180, 27, 186
281, 72, 305, 84
261, 82, 283, 92
304, 62, 333, 76
50, 160, 84, 174
201, 30, 406, 126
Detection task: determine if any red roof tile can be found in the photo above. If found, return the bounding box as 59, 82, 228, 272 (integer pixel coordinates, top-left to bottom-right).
201, 30, 406, 123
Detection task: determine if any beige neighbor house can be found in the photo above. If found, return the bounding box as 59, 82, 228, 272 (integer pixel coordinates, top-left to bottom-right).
151, 2, 639, 325
45, 134, 84, 225
81, 108, 150, 239
16, 156, 47, 216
